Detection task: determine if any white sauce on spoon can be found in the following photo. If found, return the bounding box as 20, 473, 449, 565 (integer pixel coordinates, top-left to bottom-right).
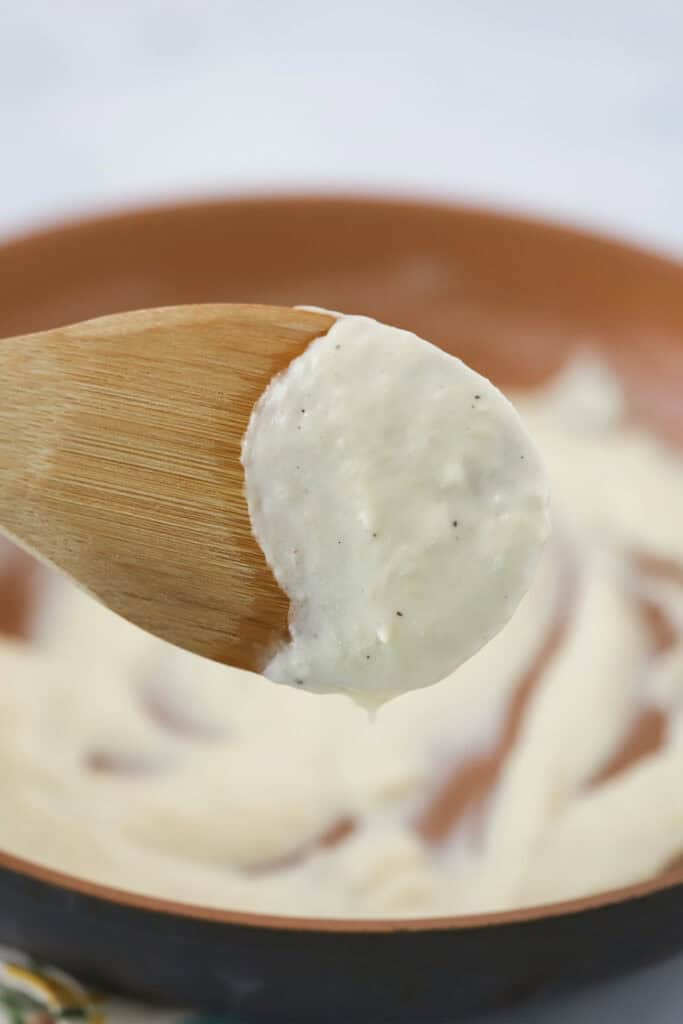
242, 313, 550, 701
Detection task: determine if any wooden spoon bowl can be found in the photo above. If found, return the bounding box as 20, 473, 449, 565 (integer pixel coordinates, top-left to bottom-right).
0, 303, 333, 670
1, 195, 682, 1022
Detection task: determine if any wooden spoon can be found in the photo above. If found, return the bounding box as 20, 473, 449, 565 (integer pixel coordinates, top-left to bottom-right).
0, 303, 335, 671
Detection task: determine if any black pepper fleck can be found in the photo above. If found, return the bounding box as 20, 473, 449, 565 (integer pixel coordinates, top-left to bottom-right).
335, 344, 341, 350
396, 610, 403, 617
365, 654, 371, 660
372, 532, 378, 538
474, 394, 481, 400
295, 678, 304, 685
301, 408, 306, 413
452, 520, 458, 527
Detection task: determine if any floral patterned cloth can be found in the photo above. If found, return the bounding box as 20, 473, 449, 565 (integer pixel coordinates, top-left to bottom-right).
0, 949, 244, 1024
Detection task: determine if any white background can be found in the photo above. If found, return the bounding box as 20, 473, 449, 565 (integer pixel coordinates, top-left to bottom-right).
1, 1, 682, 1021
1, 0, 682, 255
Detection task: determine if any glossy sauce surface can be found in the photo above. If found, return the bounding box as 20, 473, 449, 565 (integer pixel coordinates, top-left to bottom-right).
1, 355, 682, 917
243, 312, 549, 702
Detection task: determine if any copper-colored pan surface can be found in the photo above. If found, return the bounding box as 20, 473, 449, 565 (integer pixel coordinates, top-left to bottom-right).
1, 195, 682, 1022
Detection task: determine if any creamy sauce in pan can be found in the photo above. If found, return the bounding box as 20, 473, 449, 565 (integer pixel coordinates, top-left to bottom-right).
1, 353, 682, 917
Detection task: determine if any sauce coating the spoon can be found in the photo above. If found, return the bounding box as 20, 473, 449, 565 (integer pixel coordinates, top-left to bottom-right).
242, 313, 550, 702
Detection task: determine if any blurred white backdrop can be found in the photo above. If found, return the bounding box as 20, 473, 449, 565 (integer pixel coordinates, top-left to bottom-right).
0, 0, 681, 253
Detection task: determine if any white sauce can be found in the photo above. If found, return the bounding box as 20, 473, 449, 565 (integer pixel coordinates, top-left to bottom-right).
1, 350, 683, 918
242, 313, 550, 700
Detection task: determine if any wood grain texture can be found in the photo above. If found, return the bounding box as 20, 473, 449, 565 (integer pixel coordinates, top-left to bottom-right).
0, 303, 334, 670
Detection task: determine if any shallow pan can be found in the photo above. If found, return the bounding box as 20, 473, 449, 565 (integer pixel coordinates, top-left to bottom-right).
1, 195, 682, 1022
